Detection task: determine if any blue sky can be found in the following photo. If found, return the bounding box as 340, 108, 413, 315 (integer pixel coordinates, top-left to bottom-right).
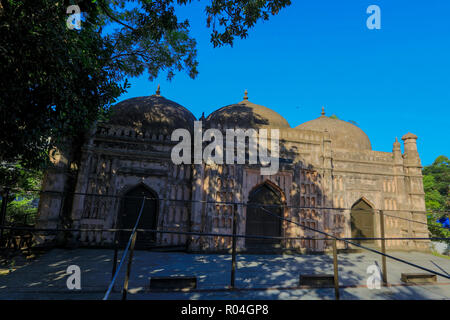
117, 0, 450, 166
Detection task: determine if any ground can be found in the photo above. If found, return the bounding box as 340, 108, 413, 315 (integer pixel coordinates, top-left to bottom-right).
0, 248, 449, 300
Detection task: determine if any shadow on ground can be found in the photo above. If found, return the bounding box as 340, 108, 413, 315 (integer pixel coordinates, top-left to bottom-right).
0, 248, 449, 300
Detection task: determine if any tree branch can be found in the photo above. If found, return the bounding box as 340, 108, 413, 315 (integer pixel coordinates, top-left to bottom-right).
99, 1, 136, 32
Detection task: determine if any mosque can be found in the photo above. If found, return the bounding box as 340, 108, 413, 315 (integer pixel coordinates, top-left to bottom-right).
35, 87, 429, 252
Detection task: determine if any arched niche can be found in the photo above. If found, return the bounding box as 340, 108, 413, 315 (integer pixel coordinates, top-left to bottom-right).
245, 181, 285, 250
350, 197, 375, 245
117, 183, 159, 248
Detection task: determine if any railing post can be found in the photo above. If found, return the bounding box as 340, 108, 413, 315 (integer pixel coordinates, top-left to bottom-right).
332, 238, 340, 300
0, 188, 10, 246
379, 210, 388, 286
122, 231, 137, 300
111, 238, 119, 281
230, 204, 238, 289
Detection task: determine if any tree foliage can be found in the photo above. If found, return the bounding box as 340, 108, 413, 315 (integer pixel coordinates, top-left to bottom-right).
0, 162, 42, 226
6, 198, 38, 225
0, 0, 292, 171
423, 155, 449, 201
423, 155, 450, 244
0, 163, 42, 193
0, 0, 127, 169
202, 0, 292, 47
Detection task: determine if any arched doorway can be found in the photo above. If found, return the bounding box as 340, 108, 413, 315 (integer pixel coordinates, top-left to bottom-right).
118, 184, 158, 248
245, 182, 283, 250
351, 198, 375, 245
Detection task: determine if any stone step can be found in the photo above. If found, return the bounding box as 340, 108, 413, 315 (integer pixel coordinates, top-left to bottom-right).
149, 276, 197, 290
401, 273, 437, 284
299, 274, 335, 287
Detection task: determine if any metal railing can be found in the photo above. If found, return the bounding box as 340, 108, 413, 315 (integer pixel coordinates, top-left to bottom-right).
0, 223, 449, 300
0, 187, 449, 300
103, 196, 146, 300
97, 203, 449, 300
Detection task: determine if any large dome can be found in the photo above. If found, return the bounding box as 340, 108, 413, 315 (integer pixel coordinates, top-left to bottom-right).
106, 89, 196, 134
207, 91, 290, 129
295, 110, 372, 150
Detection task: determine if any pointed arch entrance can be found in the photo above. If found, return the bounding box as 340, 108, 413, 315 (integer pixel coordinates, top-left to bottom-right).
245, 182, 284, 250
118, 184, 158, 248
351, 198, 375, 245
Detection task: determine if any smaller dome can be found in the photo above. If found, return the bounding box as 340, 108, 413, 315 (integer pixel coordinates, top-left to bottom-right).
402, 132, 418, 140
295, 111, 372, 150
106, 93, 196, 134
207, 92, 290, 129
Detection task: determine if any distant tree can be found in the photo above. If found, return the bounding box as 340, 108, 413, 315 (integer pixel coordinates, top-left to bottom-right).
423, 155, 449, 198
6, 198, 38, 225
0, 163, 40, 192
0, 162, 42, 203
0, 162, 42, 225
423, 156, 450, 245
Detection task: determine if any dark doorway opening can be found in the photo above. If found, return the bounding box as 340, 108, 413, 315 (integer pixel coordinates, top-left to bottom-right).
245, 183, 283, 250
118, 184, 158, 249
351, 198, 375, 245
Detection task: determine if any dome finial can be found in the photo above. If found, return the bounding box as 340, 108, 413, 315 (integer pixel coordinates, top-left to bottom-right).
321, 106, 325, 116
243, 89, 248, 100
156, 84, 161, 96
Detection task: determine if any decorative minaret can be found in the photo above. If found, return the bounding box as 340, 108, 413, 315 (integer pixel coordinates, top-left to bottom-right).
391, 137, 406, 231
402, 133, 421, 167
393, 137, 402, 163
321, 106, 332, 203
401, 132, 428, 250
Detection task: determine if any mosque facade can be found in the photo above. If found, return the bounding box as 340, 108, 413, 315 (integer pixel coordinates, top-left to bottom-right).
35, 88, 429, 252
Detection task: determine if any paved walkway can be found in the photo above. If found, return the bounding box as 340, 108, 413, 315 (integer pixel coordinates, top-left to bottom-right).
0, 248, 449, 300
